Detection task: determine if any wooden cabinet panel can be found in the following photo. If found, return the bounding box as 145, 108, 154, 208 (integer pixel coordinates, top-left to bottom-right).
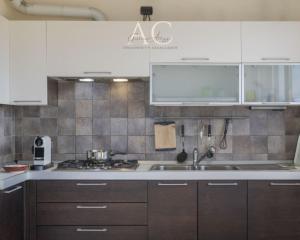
37, 180, 147, 203
37, 226, 147, 240
37, 203, 147, 226
198, 181, 247, 240
248, 181, 300, 240
0, 184, 24, 240
148, 181, 197, 240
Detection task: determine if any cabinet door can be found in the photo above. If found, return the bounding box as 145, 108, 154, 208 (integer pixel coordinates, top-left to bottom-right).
198, 181, 247, 240
148, 181, 197, 240
243, 64, 300, 105
10, 21, 47, 105
150, 22, 241, 63
47, 21, 150, 77
248, 181, 300, 240
0, 184, 24, 240
242, 22, 300, 63
151, 64, 241, 105
0, 16, 10, 104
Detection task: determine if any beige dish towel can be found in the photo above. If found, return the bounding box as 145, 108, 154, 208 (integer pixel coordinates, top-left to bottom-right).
154, 121, 176, 151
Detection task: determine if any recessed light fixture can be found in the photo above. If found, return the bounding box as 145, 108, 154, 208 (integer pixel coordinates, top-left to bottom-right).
113, 78, 129, 82
79, 78, 94, 82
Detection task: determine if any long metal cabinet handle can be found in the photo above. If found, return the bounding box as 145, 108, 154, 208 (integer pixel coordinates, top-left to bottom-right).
76, 205, 108, 209
76, 183, 107, 186
270, 182, 300, 186
157, 183, 188, 186
76, 228, 108, 232
207, 183, 238, 186
4, 186, 23, 194
83, 71, 112, 74
181, 57, 210, 61
13, 100, 42, 103
261, 57, 290, 61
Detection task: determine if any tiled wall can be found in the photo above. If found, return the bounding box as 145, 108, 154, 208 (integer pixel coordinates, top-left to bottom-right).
9, 80, 300, 162
0, 105, 15, 166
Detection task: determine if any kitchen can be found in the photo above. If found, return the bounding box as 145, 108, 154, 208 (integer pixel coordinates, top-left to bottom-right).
1, 0, 300, 240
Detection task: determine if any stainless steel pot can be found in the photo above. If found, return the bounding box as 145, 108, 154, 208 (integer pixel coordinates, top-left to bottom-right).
86, 149, 126, 161
86, 150, 109, 161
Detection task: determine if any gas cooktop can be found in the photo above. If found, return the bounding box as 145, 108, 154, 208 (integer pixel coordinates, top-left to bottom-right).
56, 159, 139, 171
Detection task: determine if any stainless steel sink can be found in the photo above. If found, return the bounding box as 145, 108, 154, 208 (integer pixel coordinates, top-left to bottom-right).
150, 164, 239, 171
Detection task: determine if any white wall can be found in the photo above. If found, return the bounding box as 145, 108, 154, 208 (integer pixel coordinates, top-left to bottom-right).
1, 0, 300, 21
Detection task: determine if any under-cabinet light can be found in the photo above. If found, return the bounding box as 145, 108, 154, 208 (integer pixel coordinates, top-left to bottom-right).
113, 78, 129, 82
79, 78, 94, 82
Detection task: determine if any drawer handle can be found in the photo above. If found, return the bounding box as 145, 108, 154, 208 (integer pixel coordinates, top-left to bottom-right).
208, 183, 238, 186
4, 186, 23, 194
83, 71, 112, 75
13, 100, 42, 103
76, 205, 108, 209
270, 182, 300, 186
77, 228, 108, 232
157, 183, 188, 186
261, 57, 290, 61
181, 57, 210, 61
76, 183, 107, 186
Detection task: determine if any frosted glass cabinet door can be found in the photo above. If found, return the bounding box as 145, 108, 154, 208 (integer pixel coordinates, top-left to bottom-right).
151, 64, 241, 105
243, 65, 300, 104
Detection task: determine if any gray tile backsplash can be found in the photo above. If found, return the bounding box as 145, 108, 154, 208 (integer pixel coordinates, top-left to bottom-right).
0, 105, 15, 166
1, 80, 300, 164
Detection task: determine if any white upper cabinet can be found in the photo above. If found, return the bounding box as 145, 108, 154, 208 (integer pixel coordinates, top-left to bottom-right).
150, 22, 241, 63
242, 22, 300, 63
10, 21, 47, 105
47, 21, 151, 77
0, 16, 10, 104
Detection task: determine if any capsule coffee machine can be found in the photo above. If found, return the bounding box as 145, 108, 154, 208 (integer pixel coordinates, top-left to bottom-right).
31, 136, 53, 170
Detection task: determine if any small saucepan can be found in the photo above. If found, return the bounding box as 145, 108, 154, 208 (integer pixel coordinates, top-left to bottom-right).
86, 150, 126, 161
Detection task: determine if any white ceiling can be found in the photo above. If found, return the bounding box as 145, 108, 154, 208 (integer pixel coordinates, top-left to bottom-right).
1, 0, 300, 21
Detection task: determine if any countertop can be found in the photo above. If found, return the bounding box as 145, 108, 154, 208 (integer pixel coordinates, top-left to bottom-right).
1, 160, 300, 190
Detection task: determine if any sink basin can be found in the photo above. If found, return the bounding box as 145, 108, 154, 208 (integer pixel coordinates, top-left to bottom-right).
150, 164, 239, 171
197, 165, 240, 171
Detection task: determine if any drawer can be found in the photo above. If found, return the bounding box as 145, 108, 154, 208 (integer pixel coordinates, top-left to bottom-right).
37, 203, 147, 226
37, 180, 147, 203
37, 226, 147, 240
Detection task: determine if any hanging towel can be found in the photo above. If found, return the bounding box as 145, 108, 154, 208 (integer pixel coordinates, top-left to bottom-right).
154, 121, 176, 151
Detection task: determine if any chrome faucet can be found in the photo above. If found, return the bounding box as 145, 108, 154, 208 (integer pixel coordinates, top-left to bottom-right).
193, 146, 216, 168
193, 148, 199, 168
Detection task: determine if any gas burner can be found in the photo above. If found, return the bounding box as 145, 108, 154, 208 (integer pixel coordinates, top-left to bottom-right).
56, 159, 139, 171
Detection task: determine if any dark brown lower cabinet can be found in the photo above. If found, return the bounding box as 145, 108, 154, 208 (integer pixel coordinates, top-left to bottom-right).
37, 226, 147, 240
0, 183, 24, 240
248, 181, 300, 240
148, 181, 197, 240
198, 181, 247, 240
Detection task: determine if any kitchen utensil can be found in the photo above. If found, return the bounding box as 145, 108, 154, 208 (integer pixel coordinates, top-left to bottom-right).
87, 150, 126, 161
219, 118, 230, 150
199, 120, 205, 145
154, 121, 176, 151
177, 125, 188, 163
3, 164, 28, 172
207, 122, 212, 143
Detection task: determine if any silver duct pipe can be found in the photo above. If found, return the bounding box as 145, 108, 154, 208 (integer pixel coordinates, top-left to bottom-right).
10, 0, 106, 21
